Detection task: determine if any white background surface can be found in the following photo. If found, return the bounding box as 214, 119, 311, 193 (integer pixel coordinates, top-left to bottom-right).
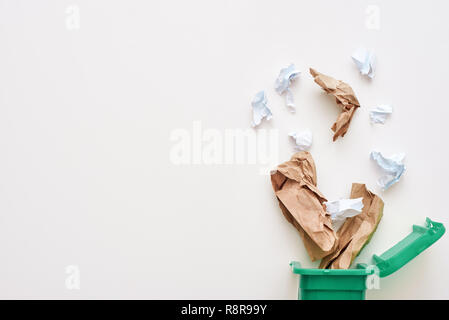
0, 0, 448, 299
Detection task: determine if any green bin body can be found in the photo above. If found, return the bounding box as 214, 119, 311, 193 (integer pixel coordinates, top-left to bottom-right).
291, 263, 372, 300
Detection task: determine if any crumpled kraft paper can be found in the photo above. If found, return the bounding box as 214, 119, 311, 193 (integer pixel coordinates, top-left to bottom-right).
271, 151, 336, 261
319, 183, 384, 269
309, 68, 360, 141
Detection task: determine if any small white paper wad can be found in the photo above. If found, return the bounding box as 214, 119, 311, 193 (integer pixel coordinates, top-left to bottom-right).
370, 105, 393, 124
370, 151, 406, 190
251, 91, 272, 127
352, 48, 376, 79
275, 64, 301, 112
288, 130, 312, 151
324, 197, 364, 231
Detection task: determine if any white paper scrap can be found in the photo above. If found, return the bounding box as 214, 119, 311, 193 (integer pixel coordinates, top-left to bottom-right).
288, 130, 312, 151
352, 48, 376, 79
324, 198, 364, 231
251, 91, 272, 127
370, 151, 406, 190
370, 105, 393, 124
275, 64, 301, 112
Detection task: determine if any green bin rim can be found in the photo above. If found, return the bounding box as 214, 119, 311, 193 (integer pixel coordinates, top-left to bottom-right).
291, 217, 445, 278
290, 261, 372, 275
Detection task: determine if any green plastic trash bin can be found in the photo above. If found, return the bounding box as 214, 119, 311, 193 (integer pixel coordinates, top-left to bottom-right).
290, 218, 445, 300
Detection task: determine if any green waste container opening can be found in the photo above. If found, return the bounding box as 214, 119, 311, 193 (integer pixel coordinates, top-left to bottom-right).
290, 218, 445, 300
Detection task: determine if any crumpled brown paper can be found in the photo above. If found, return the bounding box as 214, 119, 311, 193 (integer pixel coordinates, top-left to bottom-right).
319, 183, 384, 269
271, 151, 336, 261
310, 68, 361, 141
